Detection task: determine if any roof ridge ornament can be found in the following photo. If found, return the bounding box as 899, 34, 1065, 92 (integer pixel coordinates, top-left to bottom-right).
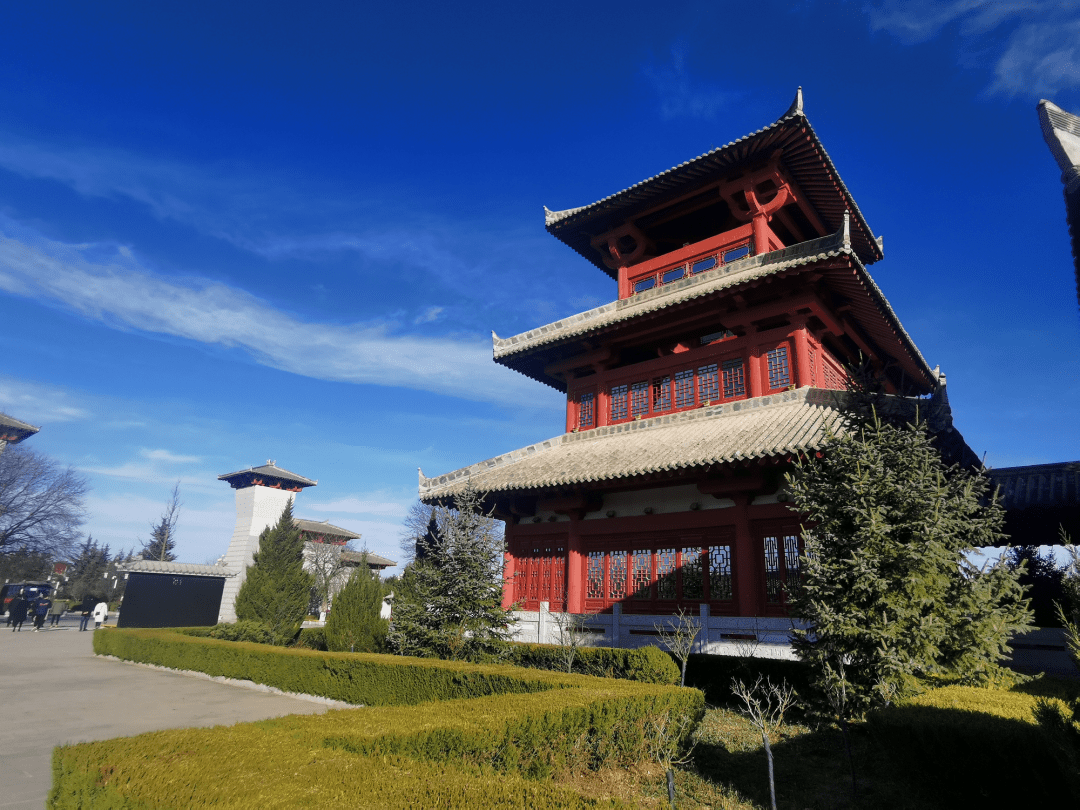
842, 209, 851, 249
784, 86, 804, 118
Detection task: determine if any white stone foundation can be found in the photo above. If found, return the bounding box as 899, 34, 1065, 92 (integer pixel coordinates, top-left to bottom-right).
509, 603, 802, 660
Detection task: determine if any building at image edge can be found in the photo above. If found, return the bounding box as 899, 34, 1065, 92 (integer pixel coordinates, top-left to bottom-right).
420, 90, 976, 654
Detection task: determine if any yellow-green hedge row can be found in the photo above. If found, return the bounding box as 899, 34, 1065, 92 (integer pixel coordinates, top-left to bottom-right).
868, 685, 1079, 804
93, 627, 579, 705
55, 631, 705, 808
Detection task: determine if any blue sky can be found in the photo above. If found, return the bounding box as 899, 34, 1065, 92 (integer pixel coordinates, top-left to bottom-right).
1, 1, 1078, 570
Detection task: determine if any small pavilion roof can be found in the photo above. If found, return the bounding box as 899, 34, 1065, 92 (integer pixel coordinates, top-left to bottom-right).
118, 560, 238, 577
0, 412, 40, 444
420, 387, 972, 502
217, 461, 316, 489
341, 550, 397, 568
544, 88, 883, 276
297, 518, 360, 540
492, 220, 933, 393
1037, 99, 1080, 309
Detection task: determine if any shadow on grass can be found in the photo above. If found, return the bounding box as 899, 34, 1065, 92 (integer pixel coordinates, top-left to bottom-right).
689, 716, 941, 810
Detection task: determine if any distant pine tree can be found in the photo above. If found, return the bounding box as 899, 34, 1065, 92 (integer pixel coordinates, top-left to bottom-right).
324, 552, 387, 653
389, 485, 509, 660
140, 483, 180, 562
234, 499, 312, 645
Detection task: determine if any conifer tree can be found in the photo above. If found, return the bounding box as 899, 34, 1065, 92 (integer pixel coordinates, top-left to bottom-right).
324, 552, 387, 653
140, 482, 180, 562
787, 411, 1031, 718
389, 485, 510, 660
234, 499, 312, 645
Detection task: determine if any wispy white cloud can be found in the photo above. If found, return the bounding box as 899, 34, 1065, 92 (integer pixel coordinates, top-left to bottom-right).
0, 376, 90, 424
141, 448, 201, 464
0, 215, 560, 409
305, 494, 410, 517
641, 43, 741, 121
413, 306, 444, 325
84, 491, 235, 561
866, 0, 1080, 97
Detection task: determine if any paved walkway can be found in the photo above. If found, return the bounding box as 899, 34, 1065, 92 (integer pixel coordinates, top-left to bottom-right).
0, 620, 334, 809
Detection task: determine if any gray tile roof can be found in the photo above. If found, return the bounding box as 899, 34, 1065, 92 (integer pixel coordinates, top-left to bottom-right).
340, 550, 397, 568
217, 461, 317, 487
0, 411, 40, 442
491, 219, 933, 393
988, 461, 1080, 511
296, 518, 360, 539
1038, 99, 1080, 310
420, 387, 846, 499
544, 88, 883, 274
118, 560, 238, 577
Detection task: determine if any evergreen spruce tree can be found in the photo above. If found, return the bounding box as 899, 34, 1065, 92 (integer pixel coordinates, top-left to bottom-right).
787, 411, 1031, 718
389, 485, 510, 660
324, 553, 388, 653
140, 483, 180, 562
234, 499, 313, 645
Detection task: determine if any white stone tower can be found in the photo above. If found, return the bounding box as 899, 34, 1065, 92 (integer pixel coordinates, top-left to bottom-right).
216, 461, 317, 622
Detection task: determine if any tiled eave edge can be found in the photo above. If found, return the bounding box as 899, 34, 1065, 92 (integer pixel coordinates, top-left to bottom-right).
493, 227, 851, 360
418, 387, 845, 498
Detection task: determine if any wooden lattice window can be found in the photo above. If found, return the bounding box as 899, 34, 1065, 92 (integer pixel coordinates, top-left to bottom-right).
674, 369, 695, 409
652, 376, 672, 412
698, 363, 719, 403
610, 384, 628, 421
722, 358, 745, 398
808, 345, 817, 387
552, 546, 566, 610
681, 547, 705, 600
586, 551, 604, 599
657, 548, 677, 599
762, 533, 801, 604
630, 381, 649, 418
767, 346, 791, 389
609, 551, 627, 600
578, 392, 595, 429
708, 544, 733, 600
631, 549, 652, 599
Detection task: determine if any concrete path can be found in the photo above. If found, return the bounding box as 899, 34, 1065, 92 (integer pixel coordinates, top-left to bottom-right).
0, 621, 334, 809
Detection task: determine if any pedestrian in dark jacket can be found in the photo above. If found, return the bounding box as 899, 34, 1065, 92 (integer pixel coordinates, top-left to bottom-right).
32, 596, 51, 631
9, 594, 29, 632
78, 596, 95, 632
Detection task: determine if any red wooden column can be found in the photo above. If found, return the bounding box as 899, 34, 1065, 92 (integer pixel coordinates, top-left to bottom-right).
792, 318, 812, 388
502, 522, 517, 609
748, 345, 764, 398
730, 495, 759, 617
566, 514, 585, 614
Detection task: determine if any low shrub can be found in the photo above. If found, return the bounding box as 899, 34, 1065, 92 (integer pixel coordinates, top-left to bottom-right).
58, 629, 705, 808
506, 642, 680, 684
682, 653, 810, 705
94, 628, 578, 706
208, 620, 275, 645
294, 626, 327, 651
868, 685, 1080, 804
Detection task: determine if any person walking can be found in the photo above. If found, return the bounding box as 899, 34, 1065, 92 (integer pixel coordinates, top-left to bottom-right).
78, 596, 95, 632
49, 598, 66, 627
9, 593, 29, 632
93, 599, 108, 629
32, 594, 51, 631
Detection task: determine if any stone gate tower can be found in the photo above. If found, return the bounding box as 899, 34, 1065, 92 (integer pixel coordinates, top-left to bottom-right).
216, 461, 316, 622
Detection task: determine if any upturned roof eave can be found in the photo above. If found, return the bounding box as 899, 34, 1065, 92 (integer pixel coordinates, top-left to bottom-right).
491, 224, 936, 392
544, 89, 882, 274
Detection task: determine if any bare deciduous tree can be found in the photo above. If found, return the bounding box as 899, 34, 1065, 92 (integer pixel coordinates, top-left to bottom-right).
0, 445, 87, 560
731, 675, 796, 810
305, 539, 353, 615
553, 611, 589, 673
655, 607, 701, 686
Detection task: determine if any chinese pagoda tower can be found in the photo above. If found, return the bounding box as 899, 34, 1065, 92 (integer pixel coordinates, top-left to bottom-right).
420, 90, 973, 653
216, 461, 316, 622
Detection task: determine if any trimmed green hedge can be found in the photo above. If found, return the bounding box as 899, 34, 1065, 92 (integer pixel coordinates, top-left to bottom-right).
54, 628, 705, 808
93, 627, 576, 706
506, 642, 680, 684
868, 685, 1080, 804
683, 653, 810, 704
